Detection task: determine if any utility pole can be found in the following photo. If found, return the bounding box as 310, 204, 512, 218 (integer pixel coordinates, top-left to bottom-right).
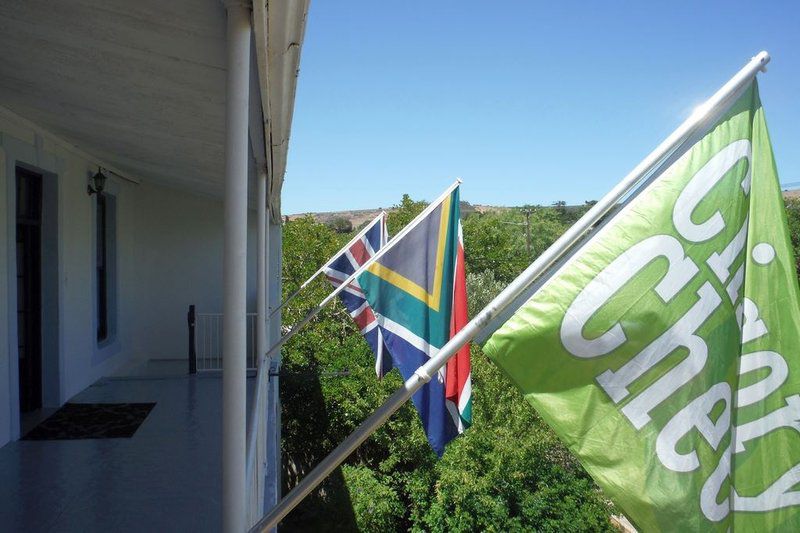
500, 206, 535, 257
522, 208, 532, 256
520, 206, 534, 257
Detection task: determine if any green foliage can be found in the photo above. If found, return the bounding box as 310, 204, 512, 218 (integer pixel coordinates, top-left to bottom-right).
420, 425, 615, 533
281, 216, 341, 298
343, 465, 405, 531
466, 270, 504, 318
462, 211, 528, 283
328, 216, 354, 233
785, 198, 800, 277
279, 199, 620, 532
463, 207, 566, 283
412, 336, 615, 533
387, 194, 427, 235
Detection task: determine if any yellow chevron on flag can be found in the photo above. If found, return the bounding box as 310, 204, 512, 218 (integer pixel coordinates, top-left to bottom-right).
365, 193, 452, 312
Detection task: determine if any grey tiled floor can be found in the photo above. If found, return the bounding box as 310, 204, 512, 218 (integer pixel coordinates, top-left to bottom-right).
0, 374, 255, 533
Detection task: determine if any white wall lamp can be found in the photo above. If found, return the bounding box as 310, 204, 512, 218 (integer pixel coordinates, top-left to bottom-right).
87, 168, 107, 196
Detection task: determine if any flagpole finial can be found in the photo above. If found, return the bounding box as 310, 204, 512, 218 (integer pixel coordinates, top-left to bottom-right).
754, 50, 770, 72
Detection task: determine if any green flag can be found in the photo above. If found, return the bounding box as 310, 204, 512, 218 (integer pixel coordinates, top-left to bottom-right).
483, 81, 800, 531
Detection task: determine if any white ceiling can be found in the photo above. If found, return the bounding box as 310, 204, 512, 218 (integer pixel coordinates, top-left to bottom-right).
0, 0, 233, 196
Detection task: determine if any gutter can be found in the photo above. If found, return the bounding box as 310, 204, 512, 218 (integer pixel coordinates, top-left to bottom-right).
252, 0, 310, 223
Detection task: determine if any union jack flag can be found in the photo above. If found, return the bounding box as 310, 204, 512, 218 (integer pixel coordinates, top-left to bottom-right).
323, 213, 392, 377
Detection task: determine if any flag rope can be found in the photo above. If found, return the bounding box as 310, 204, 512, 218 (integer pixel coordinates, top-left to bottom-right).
249, 51, 770, 532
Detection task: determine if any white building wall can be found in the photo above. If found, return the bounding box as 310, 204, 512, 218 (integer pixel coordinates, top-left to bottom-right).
0, 113, 257, 447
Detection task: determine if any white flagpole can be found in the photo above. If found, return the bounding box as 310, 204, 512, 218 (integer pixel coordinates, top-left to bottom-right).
263, 179, 462, 360
270, 211, 388, 318
249, 51, 770, 532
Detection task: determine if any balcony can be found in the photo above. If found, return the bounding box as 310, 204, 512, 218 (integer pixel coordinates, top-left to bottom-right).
0, 369, 268, 532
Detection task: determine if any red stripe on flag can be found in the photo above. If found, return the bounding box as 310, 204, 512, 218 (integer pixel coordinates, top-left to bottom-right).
353, 305, 375, 331
349, 239, 370, 265
325, 274, 362, 293
446, 236, 470, 405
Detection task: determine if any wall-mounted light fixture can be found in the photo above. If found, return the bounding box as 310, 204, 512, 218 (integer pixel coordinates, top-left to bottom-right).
87, 168, 107, 196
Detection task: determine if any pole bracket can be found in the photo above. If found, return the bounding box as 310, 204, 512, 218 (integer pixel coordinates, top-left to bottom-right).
414, 367, 432, 383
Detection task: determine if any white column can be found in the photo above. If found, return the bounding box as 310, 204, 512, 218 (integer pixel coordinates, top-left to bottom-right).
222, 2, 251, 532
256, 167, 268, 367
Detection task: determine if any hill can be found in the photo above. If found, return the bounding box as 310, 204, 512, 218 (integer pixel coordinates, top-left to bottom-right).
286, 201, 537, 229
288, 189, 800, 230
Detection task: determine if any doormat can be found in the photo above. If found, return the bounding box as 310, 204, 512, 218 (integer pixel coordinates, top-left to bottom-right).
23, 403, 156, 440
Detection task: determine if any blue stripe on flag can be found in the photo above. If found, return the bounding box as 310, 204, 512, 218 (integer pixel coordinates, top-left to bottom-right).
380, 326, 459, 456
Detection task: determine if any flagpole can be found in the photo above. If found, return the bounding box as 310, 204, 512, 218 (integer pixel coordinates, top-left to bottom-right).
269, 211, 387, 318
249, 51, 770, 532
262, 179, 462, 361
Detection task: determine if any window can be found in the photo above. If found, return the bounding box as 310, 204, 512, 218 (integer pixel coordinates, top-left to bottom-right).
96, 193, 116, 343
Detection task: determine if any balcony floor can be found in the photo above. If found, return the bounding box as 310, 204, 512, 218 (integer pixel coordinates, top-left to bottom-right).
0, 373, 255, 532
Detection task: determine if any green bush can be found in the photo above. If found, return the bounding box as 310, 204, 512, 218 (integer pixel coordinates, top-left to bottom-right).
387, 194, 427, 235
343, 465, 405, 531
466, 270, 504, 318
328, 216, 354, 233
784, 197, 800, 277
420, 426, 615, 532
462, 208, 566, 284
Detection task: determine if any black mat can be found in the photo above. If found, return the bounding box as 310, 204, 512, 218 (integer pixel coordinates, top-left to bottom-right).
23, 403, 156, 440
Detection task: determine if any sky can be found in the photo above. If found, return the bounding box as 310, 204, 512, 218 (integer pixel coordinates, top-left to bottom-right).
282, 1, 800, 214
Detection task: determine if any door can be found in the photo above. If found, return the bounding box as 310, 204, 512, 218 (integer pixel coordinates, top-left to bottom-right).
16, 167, 43, 413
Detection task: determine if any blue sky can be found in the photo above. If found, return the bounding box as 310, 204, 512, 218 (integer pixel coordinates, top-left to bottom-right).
282, 1, 800, 214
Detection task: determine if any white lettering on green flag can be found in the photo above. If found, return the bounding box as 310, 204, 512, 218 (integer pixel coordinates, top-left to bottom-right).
483, 81, 800, 531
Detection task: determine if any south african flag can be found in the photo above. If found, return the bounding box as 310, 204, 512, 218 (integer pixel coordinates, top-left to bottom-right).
357, 185, 472, 455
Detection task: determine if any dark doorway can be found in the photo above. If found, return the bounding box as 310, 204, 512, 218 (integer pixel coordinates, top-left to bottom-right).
96, 193, 108, 341
16, 167, 43, 413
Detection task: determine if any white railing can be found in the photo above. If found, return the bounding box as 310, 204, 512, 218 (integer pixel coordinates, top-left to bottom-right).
188, 306, 275, 525
195, 312, 258, 371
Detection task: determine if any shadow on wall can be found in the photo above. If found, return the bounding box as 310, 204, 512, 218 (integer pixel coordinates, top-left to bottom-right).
279, 369, 358, 532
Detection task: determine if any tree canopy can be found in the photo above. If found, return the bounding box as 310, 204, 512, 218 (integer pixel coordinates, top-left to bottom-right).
279, 196, 617, 531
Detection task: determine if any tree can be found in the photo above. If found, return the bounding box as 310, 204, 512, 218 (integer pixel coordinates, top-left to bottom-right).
279, 198, 618, 532
328, 216, 354, 234
387, 194, 428, 235
462, 211, 529, 283
784, 197, 800, 278
280, 215, 428, 531
462, 208, 566, 284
